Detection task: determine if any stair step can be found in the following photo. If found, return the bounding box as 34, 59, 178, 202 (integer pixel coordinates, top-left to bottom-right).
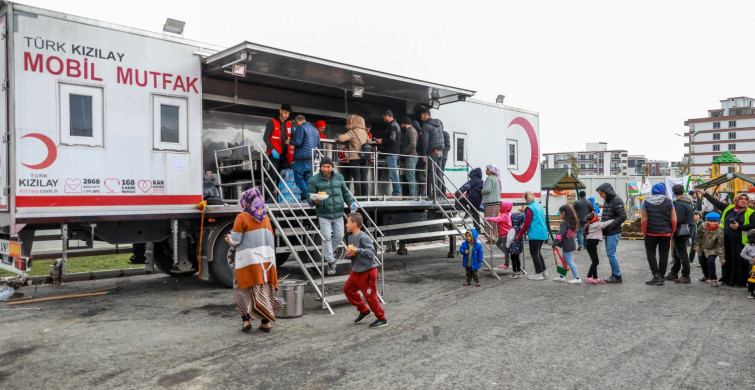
322, 293, 349, 304
301, 259, 351, 268
276, 245, 319, 253
382, 230, 458, 242
277, 227, 319, 236
315, 275, 350, 285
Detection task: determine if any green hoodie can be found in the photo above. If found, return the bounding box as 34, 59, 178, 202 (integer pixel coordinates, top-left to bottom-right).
307, 171, 354, 219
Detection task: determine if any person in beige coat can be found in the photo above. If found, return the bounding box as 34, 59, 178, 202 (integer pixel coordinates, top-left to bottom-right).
337, 115, 369, 196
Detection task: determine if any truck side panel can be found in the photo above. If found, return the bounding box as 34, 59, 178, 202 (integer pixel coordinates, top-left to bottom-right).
11, 10, 203, 220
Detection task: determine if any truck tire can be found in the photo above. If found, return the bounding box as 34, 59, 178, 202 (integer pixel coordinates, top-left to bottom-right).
153, 240, 198, 277
208, 226, 291, 288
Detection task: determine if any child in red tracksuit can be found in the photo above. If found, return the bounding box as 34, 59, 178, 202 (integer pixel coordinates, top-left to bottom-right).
485, 201, 513, 269
344, 213, 387, 328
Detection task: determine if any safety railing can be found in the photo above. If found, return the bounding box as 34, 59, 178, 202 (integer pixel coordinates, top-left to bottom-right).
312, 142, 428, 201
427, 157, 501, 280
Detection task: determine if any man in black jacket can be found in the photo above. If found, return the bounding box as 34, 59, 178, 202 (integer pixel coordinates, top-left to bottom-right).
438, 130, 452, 194
573, 191, 593, 251
667, 184, 695, 283
376, 110, 401, 196
597, 183, 627, 283
418, 108, 445, 199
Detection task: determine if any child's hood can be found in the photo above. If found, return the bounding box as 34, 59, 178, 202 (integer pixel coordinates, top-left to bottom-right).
466, 228, 479, 243
511, 212, 524, 227
500, 201, 513, 214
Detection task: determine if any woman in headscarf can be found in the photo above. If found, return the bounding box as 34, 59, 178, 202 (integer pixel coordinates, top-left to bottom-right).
225, 188, 283, 333
698, 189, 754, 287
481, 164, 503, 241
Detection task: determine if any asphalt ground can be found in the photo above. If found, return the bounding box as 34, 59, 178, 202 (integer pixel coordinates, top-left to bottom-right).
1, 239, 754, 389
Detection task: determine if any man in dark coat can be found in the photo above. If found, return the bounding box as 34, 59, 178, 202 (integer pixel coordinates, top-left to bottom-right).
376, 110, 401, 197
418, 108, 445, 199
597, 183, 627, 283
667, 184, 695, 283
439, 130, 452, 194
573, 191, 593, 251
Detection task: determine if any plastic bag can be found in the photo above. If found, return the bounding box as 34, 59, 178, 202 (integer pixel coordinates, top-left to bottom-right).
278, 169, 300, 203
0, 285, 14, 300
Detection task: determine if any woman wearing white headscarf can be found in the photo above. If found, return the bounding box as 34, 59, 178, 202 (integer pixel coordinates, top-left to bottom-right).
481, 164, 503, 241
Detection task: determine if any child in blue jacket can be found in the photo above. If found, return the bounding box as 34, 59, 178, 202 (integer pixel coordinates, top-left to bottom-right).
460, 228, 484, 287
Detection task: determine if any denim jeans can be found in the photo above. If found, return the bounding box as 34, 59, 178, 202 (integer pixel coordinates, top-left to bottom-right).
604, 233, 622, 277
319, 216, 344, 264
385, 155, 401, 196
562, 250, 580, 279
402, 156, 418, 197
293, 160, 312, 200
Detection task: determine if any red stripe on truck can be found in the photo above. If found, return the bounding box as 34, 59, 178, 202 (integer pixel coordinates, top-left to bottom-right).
16, 195, 203, 207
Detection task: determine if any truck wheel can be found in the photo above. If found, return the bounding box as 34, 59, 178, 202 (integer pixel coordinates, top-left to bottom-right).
153, 240, 197, 277
209, 227, 292, 288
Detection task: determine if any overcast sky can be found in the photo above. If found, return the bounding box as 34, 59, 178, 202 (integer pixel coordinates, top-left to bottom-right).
17, 0, 755, 161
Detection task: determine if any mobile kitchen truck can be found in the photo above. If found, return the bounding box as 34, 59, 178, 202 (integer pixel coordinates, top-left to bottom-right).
0, 2, 540, 311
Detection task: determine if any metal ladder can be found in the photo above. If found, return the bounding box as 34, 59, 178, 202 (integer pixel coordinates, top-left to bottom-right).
255, 143, 385, 314
427, 158, 501, 280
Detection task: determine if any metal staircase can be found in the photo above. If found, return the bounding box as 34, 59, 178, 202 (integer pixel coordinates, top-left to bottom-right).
428, 158, 501, 280
254, 143, 385, 314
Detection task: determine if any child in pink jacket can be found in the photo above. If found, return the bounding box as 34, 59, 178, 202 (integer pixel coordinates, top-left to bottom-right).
486, 201, 513, 269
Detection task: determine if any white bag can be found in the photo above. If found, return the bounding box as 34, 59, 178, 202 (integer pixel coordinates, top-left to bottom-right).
505, 229, 516, 248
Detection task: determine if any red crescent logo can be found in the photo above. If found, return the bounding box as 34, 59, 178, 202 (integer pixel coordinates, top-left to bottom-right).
508, 117, 538, 183
21, 133, 57, 170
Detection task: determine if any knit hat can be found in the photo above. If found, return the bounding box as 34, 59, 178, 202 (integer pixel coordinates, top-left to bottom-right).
400, 116, 413, 126
705, 212, 721, 222
280, 103, 293, 113
314, 120, 326, 129
320, 157, 334, 167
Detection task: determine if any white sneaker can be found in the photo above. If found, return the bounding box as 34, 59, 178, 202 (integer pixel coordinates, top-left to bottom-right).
508, 273, 518, 279
568, 278, 582, 284
528, 273, 544, 280
326, 262, 337, 275
553, 276, 566, 282
542, 271, 548, 278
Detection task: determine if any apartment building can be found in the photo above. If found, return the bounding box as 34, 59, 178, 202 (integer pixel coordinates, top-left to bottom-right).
542, 142, 628, 176
685, 96, 755, 175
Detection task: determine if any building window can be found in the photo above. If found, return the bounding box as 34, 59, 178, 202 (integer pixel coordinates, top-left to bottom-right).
507, 139, 518, 169
728, 132, 736, 139
580, 164, 585, 169
152, 95, 188, 151
729, 120, 737, 128
453, 133, 467, 166
713, 144, 720, 151
613, 153, 620, 159
713, 122, 720, 129
728, 167, 735, 173
728, 144, 736, 151
59, 83, 104, 147
713, 133, 720, 140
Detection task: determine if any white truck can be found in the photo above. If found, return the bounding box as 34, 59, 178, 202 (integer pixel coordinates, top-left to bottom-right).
0, 2, 540, 291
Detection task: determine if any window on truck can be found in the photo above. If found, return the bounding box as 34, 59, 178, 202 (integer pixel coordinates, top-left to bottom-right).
59, 83, 103, 147
507, 139, 518, 170
152, 95, 187, 151
453, 132, 467, 166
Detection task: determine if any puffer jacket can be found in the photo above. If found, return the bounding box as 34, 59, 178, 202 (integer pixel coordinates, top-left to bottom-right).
400, 125, 418, 156
695, 224, 725, 259
485, 201, 513, 236
596, 183, 626, 236
419, 118, 445, 157
291, 122, 321, 161
459, 228, 484, 271
674, 193, 695, 233
456, 168, 484, 208
552, 220, 577, 252
507, 212, 525, 254
442, 130, 451, 157
336, 127, 369, 160
306, 171, 354, 219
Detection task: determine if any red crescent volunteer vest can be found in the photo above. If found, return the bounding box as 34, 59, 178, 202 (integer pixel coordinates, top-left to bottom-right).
266, 118, 294, 163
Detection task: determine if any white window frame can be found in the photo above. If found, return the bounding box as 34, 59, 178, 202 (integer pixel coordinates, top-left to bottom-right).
453, 132, 467, 167
152, 94, 188, 152
507, 139, 518, 170
59, 83, 104, 147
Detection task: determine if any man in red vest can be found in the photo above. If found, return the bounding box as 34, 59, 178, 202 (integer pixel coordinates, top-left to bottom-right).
263, 103, 294, 200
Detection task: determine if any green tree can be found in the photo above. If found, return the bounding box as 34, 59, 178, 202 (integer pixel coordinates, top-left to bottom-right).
567, 155, 579, 176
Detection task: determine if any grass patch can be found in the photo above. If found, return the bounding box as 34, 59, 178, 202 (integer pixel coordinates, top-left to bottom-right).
0, 253, 142, 277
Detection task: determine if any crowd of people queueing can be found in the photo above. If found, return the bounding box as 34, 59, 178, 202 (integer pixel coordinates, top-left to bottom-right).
474, 182, 754, 298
